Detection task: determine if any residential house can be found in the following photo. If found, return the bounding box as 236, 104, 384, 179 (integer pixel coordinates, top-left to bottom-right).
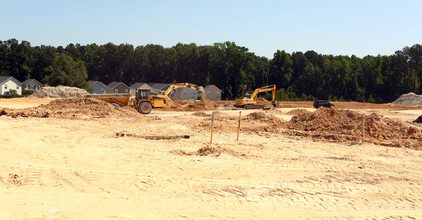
0, 76, 22, 96
22, 79, 43, 92
204, 85, 222, 100
106, 82, 130, 94
149, 83, 171, 94
129, 82, 152, 96
174, 86, 201, 100
88, 80, 107, 94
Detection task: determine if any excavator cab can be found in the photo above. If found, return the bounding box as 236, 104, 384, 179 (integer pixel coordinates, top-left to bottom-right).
137, 88, 151, 100
235, 85, 278, 109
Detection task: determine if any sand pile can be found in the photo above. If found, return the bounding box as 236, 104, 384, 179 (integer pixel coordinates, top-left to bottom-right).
286, 107, 422, 149
29, 86, 90, 98
0, 98, 140, 119
286, 108, 309, 115
391, 92, 422, 106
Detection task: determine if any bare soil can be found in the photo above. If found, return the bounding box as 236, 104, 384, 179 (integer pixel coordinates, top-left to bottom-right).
1, 98, 422, 219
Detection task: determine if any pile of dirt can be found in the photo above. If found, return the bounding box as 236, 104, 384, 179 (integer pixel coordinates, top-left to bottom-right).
29, 86, 90, 98
0, 98, 140, 119
246, 112, 283, 124
391, 92, 422, 106
286, 108, 309, 115
241, 112, 285, 132
286, 107, 422, 149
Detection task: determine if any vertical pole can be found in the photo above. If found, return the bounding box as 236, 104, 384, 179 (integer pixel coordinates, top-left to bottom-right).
237, 111, 241, 141
362, 116, 366, 143
210, 112, 215, 144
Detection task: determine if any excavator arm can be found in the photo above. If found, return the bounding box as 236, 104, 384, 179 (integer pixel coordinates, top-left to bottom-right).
162, 83, 205, 100
235, 84, 278, 108
250, 85, 276, 101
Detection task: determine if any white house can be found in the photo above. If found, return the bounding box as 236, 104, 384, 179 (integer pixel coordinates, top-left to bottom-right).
0, 76, 22, 96
88, 80, 107, 94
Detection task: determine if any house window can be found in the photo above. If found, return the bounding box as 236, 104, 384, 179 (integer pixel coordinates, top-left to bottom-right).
115, 88, 118, 93
17, 86, 19, 90
4, 85, 7, 89
125, 89, 128, 93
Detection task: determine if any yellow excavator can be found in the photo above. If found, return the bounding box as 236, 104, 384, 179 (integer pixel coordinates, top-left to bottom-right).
86, 83, 204, 114
234, 84, 279, 109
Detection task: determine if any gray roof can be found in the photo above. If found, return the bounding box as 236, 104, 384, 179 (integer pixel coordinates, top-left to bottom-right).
0, 76, 11, 84
204, 85, 222, 91
107, 81, 129, 89
22, 79, 42, 85
130, 82, 150, 89
0, 76, 22, 85
89, 80, 107, 88
150, 83, 170, 90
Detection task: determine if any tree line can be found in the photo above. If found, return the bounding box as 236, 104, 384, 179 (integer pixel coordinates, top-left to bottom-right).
1, 38, 421, 102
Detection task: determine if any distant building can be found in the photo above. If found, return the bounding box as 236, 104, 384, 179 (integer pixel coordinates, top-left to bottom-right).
0, 76, 22, 96
106, 82, 130, 94
22, 79, 43, 92
129, 82, 152, 95
204, 85, 222, 100
88, 80, 107, 94
174, 86, 201, 100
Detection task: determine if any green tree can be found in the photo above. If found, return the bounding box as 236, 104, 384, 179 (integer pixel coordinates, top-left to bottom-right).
269, 50, 293, 89
42, 54, 92, 92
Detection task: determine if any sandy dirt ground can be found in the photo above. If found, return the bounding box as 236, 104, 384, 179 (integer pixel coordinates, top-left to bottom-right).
1, 98, 422, 219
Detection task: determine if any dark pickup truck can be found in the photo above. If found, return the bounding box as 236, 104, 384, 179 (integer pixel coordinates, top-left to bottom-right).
313, 100, 334, 108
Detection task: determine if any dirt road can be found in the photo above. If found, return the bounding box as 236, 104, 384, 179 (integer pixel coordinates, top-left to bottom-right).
0, 98, 421, 219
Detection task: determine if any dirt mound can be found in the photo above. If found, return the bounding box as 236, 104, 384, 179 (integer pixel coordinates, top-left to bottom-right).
29, 86, 89, 98
286, 108, 309, 115
0, 98, 140, 119
246, 112, 284, 124
287, 107, 422, 149
391, 92, 422, 106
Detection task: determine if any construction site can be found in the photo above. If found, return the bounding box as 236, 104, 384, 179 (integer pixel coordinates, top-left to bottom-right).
1, 86, 422, 219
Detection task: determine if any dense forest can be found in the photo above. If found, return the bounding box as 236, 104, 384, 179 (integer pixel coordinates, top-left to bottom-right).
1, 39, 421, 102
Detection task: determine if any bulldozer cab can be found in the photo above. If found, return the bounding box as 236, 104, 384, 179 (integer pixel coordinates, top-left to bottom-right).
137, 88, 151, 100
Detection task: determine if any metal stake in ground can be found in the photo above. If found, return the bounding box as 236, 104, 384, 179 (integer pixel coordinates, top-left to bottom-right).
210, 112, 215, 144
361, 116, 366, 143
237, 111, 241, 141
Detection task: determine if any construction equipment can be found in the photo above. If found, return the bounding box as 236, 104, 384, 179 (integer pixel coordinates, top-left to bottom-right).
86, 83, 204, 114
234, 85, 279, 109
160, 83, 204, 101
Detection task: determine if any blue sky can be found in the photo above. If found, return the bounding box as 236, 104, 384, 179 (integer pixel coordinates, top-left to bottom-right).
1, 0, 421, 58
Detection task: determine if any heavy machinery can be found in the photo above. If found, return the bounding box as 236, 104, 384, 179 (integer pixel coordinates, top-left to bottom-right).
234, 84, 279, 109
160, 83, 204, 101
86, 83, 204, 114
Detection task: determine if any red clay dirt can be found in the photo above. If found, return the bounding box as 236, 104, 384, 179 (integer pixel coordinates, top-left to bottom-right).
0, 98, 140, 119
286, 107, 422, 149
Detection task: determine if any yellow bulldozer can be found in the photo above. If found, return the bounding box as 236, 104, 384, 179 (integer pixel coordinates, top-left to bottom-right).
234, 84, 279, 109
86, 83, 204, 114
